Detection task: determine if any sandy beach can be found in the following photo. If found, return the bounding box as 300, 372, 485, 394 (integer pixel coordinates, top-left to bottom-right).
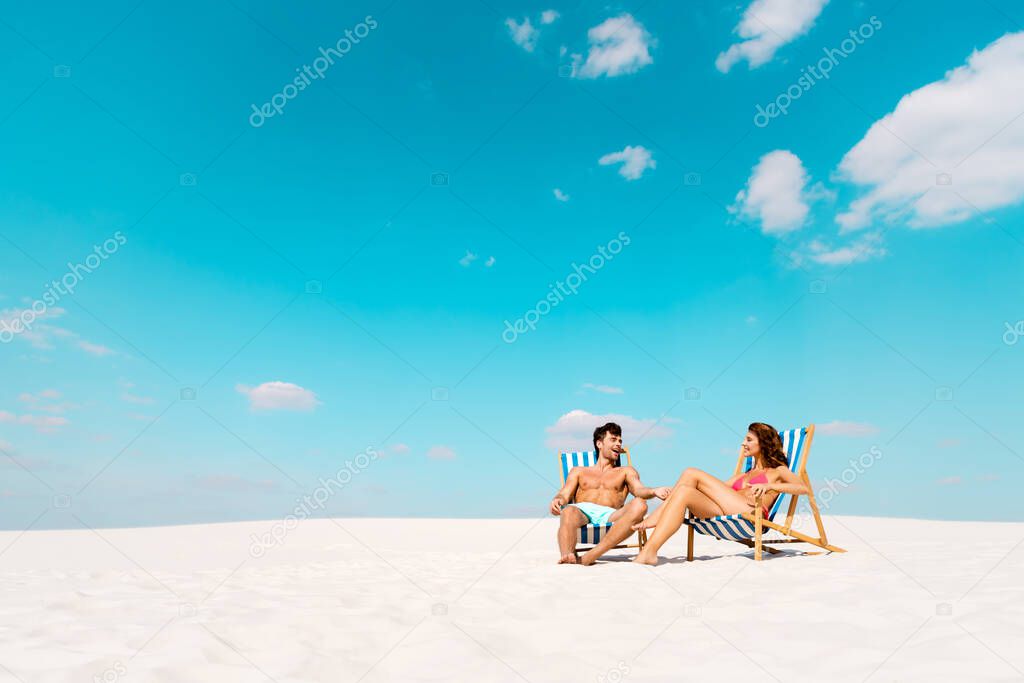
1, 515, 1021, 682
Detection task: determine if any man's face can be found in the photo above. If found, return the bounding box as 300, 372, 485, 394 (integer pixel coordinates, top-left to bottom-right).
598, 431, 622, 456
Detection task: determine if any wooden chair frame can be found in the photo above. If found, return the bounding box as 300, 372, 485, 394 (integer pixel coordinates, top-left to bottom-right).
686, 425, 846, 561
558, 447, 647, 558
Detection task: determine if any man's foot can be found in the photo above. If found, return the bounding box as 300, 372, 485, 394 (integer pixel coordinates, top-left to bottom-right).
632, 552, 658, 566
579, 549, 599, 566
558, 553, 578, 564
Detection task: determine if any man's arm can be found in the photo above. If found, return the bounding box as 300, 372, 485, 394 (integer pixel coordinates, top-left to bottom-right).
624, 468, 671, 500
550, 469, 580, 515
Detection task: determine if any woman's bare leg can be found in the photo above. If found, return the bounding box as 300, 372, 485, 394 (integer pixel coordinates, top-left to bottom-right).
633, 502, 665, 530
633, 467, 749, 531
633, 468, 757, 564
677, 468, 757, 510
633, 486, 722, 564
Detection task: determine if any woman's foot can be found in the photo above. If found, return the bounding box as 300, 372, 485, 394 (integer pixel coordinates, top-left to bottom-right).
631, 517, 656, 531
632, 551, 658, 565
557, 553, 578, 564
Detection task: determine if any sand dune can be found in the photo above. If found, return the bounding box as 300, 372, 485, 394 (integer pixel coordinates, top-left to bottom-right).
1, 516, 1021, 682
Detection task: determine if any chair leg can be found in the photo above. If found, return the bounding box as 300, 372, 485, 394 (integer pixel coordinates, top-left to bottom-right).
754, 505, 763, 561
687, 524, 694, 562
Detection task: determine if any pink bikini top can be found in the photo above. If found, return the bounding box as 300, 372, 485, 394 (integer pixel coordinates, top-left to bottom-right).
732, 471, 768, 491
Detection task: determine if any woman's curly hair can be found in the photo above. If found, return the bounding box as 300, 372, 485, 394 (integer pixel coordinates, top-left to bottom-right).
748, 422, 787, 469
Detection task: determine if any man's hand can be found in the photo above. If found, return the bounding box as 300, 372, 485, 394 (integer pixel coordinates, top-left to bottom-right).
550, 496, 565, 516
652, 486, 672, 500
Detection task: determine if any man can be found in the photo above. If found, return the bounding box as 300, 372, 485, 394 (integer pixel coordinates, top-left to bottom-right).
550, 422, 670, 565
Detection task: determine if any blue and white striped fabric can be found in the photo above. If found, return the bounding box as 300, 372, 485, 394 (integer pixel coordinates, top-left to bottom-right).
559, 450, 622, 547
688, 514, 756, 540
686, 428, 807, 541
578, 523, 615, 544
560, 451, 599, 481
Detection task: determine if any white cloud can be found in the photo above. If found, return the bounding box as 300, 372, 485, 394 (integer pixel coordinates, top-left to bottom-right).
459, 250, 478, 267
802, 233, 887, 265
0, 411, 70, 434
485, 256, 496, 268
236, 381, 320, 412
745, 315, 758, 325
599, 145, 656, 180
836, 31, 1024, 231
1, 308, 116, 356
553, 188, 570, 202
78, 340, 114, 356
121, 392, 155, 405
19, 389, 60, 404
541, 9, 559, 25
816, 420, 879, 437
506, 17, 539, 52
389, 443, 410, 455
427, 445, 456, 460
733, 150, 823, 234
39, 404, 75, 414
936, 476, 962, 486
716, 0, 829, 72
0, 306, 68, 349
576, 14, 654, 78
544, 409, 675, 451
582, 383, 623, 395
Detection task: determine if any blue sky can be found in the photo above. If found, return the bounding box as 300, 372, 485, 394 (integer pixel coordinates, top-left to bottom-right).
1, 0, 1022, 529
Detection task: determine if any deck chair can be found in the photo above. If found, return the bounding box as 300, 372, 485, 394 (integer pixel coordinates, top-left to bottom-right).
558, 448, 647, 558
684, 424, 845, 561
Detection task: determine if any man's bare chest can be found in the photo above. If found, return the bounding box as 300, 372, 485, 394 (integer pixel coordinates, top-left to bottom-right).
577, 469, 626, 492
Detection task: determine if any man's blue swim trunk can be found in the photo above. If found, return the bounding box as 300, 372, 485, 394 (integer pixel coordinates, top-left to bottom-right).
566, 502, 617, 525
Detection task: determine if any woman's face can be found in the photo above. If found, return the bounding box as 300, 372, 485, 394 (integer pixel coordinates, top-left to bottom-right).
742, 431, 761, 458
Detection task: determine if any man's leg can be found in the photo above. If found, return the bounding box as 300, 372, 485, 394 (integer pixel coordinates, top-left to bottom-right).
579, 499, 647, 566
557, 506, 587, 564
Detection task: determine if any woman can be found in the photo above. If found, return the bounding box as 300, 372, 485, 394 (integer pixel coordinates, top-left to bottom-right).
632, 422, 808, 565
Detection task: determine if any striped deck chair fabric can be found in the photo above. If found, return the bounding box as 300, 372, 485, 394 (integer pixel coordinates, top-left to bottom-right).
685, 428, 809, 541
558, 450, 637, 549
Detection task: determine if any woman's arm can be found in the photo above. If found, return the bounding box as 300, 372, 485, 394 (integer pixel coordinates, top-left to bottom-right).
753, 466, 810, 497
